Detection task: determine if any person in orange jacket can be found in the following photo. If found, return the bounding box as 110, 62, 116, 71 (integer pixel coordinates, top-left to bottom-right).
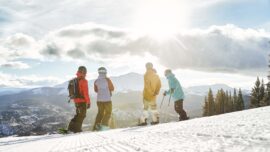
68, 66, 91, 133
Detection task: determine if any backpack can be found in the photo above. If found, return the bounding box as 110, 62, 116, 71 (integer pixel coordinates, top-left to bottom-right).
68, 78, 84, 102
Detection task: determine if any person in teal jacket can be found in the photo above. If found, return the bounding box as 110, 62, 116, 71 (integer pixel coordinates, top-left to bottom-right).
163, 69, 188, 121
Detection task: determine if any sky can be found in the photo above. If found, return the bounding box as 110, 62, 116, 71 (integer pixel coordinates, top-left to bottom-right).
0, 0, 270, 89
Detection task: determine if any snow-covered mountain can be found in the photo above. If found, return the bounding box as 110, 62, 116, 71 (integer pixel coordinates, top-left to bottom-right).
186, 84, 234, 96
55, 72, 150, 94
186, 84, 250, 96
1, 106, 269, 152
54, 72, 246, 96
0, 88, 26, 96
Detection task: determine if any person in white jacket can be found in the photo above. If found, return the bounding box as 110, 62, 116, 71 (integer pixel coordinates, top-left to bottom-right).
93, 67, 114, 131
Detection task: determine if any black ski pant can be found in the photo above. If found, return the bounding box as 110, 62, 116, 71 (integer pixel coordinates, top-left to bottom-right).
93, 101, 112, 130
174, 99, 188, 121
68, 102, 87, 133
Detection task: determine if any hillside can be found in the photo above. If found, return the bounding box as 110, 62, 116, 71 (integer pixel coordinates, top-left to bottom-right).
1, 106, 270, 152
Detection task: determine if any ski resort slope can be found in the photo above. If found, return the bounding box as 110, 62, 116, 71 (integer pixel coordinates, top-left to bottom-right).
1, 107, 270, 152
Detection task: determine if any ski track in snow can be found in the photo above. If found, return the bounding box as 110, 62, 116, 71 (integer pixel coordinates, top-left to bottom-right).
1, 107, 270, 152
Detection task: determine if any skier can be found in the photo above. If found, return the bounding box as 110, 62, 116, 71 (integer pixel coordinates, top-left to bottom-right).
163, 69, 188, 121
139, 62, 161, 126
67, 66, 91, 133
93, 67, 115, 131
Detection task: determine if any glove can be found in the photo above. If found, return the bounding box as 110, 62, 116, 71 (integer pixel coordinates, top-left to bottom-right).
87, 103, 91, 109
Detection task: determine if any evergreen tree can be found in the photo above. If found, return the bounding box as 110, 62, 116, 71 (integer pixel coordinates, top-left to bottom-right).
259, 79, 266, 107
208, 88, 215, 116
221, 89, 226, 113
236, 88, 245, 111
262, 82, 270, 106
224, 91, 229, 113
228, 91, 233, 112
250, 77, 261, 108
215, 89, 225, 114
203, 97, 209, 116
233, 88, 238, 111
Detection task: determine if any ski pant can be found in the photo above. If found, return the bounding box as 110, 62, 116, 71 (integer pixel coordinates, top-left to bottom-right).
93, 101, 112, 130
68, 102, 87, 133
174, 99, 188, 121
140, 99, 159, 123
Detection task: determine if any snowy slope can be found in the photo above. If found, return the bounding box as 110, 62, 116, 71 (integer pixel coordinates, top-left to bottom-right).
1, 107, 270, 152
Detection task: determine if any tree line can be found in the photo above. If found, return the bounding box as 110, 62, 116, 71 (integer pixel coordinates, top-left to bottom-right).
203, 77, 270, 117
203, 88, 244, 116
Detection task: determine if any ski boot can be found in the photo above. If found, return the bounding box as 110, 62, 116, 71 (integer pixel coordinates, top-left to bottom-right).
179, 116, 189, 121
138, 118, 148, 126
151, 117, 159, 125
99, 125, 110, 131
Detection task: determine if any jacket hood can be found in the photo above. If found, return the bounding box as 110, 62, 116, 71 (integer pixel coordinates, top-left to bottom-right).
146, 69, 155, 75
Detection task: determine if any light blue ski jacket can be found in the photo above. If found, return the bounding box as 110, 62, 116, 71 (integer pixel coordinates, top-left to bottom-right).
165, 73, 185, 101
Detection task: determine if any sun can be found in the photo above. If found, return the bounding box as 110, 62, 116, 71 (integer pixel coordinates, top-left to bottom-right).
132, 0, 190, 40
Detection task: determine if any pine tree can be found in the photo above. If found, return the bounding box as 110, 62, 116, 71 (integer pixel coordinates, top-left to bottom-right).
208, 88, 215, 116
215, 90, 221, 114
220, 89, 226, 114
236, 88, 245, 111
233, 88, 238, 111
224, 91, 229, 113
203, 97, 209, 116
215, 89, 226, 114
259, 79, 266, 107
262, 82, 270, 106
228, 91, 233, 112
250, 77, 261, 108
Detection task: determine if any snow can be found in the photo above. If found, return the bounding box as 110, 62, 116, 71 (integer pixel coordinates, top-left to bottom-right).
31, 88, 43, 95
1, 106, 270, 152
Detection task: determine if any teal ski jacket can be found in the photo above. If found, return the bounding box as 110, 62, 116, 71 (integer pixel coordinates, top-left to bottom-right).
165, 73, 185, 101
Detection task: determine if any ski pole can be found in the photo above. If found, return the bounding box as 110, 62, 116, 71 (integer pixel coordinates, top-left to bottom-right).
160, 95, 165, 108
168, 92, 172, 106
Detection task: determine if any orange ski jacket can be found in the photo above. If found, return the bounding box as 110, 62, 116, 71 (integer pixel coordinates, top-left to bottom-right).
74, 72, 91, 104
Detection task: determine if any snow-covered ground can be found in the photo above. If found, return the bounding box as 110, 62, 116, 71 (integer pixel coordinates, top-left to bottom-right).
1, 107, 270, 152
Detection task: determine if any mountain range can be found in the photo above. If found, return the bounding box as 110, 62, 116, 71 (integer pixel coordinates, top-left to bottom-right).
0, 72, 251, 137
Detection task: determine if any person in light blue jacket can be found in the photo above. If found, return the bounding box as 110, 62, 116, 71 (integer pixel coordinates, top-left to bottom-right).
163, 69, 188, 121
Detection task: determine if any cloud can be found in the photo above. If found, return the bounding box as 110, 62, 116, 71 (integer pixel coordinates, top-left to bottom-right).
1, 61, 30, 69
0, 0, 139, 38
0, 33, 41, 69
0, 72, 63, 88
0, 23, 270, 75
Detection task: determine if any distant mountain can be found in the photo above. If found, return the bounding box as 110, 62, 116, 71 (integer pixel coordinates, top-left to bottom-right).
186, 84, 251, 96
0, 88, 26, 96
55, 72, 145, 95
54, 72, 246, 96
186, 84, 234, 96
110, 72, 144, 92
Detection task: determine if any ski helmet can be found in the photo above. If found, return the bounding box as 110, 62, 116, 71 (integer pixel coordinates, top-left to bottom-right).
98, 67, 107, 74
